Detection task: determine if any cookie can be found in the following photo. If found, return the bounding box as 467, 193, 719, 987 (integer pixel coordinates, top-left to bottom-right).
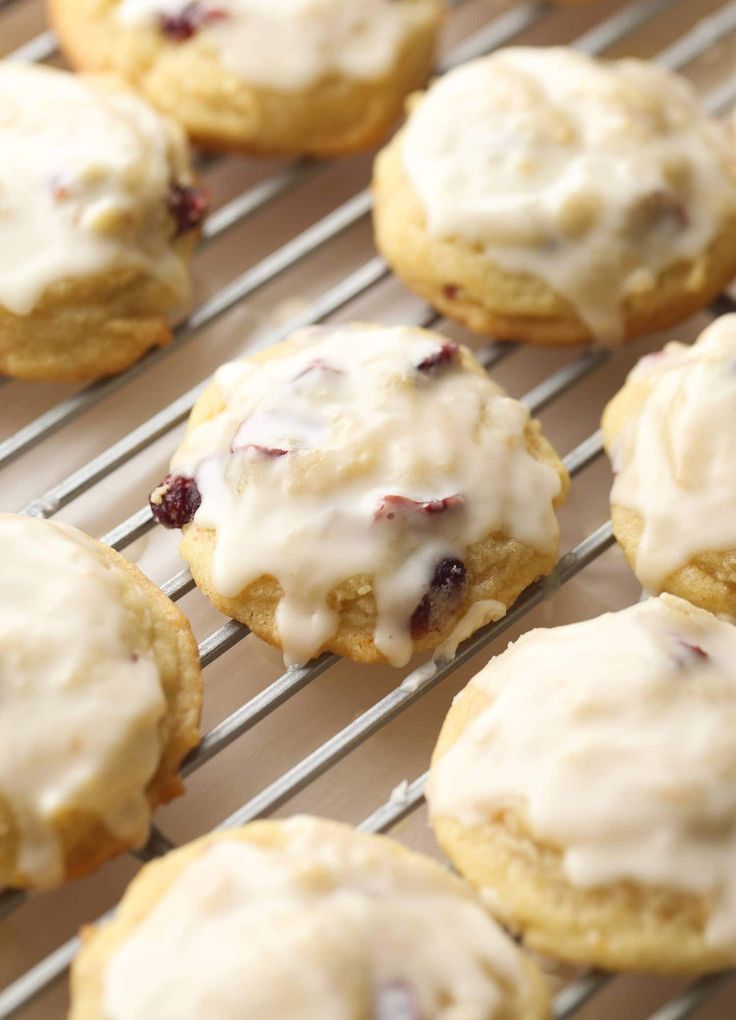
50, 0, 443, 157
149, 323, 568, 668
428, 594, 736, 974
603, 314, 736, 615
70, 815, 550, 1019
0, 514, 202, 890
373, 47, 736, 346
0, 62, 205, 382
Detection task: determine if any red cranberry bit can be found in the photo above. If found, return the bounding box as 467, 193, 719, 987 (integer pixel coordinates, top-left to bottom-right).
375, 494, 464, 522
158, 1, 225, 40
410, 556, 467, 640
50, 175, 70, 201
149, 474, 202, 529
442, 283, 460, 301
243, 444, 288, 458
168, 183, 209, 237
674, 637, 709, 669
416, 341, 459, 374
374, 980, 425, 1020
232, 409, 324, 456
230, 420, 290, 457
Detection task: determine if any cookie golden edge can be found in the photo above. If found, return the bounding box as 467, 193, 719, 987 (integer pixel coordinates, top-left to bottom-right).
602, 376, 736, 618
176, 340, 569, 666
373, 125, 736, 346
48, 0, 444, 158
0, 537, 203, 889
0, 225, 198, 383
430, 682, 734, 975
69, 817, 552, 1020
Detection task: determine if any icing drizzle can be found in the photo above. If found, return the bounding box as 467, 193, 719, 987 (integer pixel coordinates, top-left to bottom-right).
102, 816, 526, 1019
428, 595, 736, 950
116, 0, 438, 92
0, 63, 194, 316
163, 324, 563, 667
609, 314, 736, 592
401, 48, 736, 343
0, 515, 166, 888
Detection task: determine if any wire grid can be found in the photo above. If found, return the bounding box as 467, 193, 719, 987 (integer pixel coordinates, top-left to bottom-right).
1, 0, 736, 1017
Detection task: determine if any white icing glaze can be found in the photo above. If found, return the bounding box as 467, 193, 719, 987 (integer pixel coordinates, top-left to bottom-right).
402, 48, 736, 344
610, 314, 736, 592
116, 0, 437, 92
0, 515, 166, 887
170, 324, 563, 667
0, 63, 192, 316
428, 594, 736, 950
103, 816, 526, 1019
434, 598, 506, 662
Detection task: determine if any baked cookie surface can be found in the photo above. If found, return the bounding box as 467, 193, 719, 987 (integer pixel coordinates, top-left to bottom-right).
0, 62, 204, 382
428, 594, 736, 973
150, 323, 568, 667
603, 314, 736, 615
0, 514, 202, 890
70, 815, 550, 1019
50, 0, 443, 157
373, 47, 736, 346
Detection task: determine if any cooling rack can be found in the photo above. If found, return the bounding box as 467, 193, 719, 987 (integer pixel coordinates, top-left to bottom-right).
2, 0, 736, 1016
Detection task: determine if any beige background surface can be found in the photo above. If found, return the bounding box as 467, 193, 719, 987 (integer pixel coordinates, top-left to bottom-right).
2, 0, 736, 1016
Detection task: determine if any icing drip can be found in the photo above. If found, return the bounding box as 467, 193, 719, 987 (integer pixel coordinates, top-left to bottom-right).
116, 0, 438, 91
428, 595, 736, 950
0, 63, 193, 316
166, 324, 563, 667
0, 515, 166, 887
610, 314, 736, 592
102, 816, 525, 1019
401, 48, 736, 343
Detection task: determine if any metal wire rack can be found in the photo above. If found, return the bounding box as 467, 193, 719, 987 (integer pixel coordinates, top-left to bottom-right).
2, 0, 736, 1017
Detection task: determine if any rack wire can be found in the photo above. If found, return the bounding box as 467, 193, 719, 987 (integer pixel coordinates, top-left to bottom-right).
2, 0, 736, 1017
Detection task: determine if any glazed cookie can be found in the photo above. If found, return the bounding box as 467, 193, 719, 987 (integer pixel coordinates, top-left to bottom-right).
0, 62, 205, 382
428, 594, 736, 974
373, 47, 736, 346
0, 514, 202, 890
149, 323, 568, 667
603, 314, 736, 615
70, 815, 550, 1019
50, 0, 443, 157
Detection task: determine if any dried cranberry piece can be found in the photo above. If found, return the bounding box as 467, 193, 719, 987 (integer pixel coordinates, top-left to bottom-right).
158, 1, 225, 40
159, 6, 196, 39
375, 494, 464, 521
168, 183, 209, 237
442, 283, 460, 300
432, 557, 467, 593
410, 556, 467, 639
374, 979, 424, 1020
243, 444, 288, 458
416, 341, 459, 374
674, 638, 709, 668
149, 474, 202, 529
50, 175, 70, 201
